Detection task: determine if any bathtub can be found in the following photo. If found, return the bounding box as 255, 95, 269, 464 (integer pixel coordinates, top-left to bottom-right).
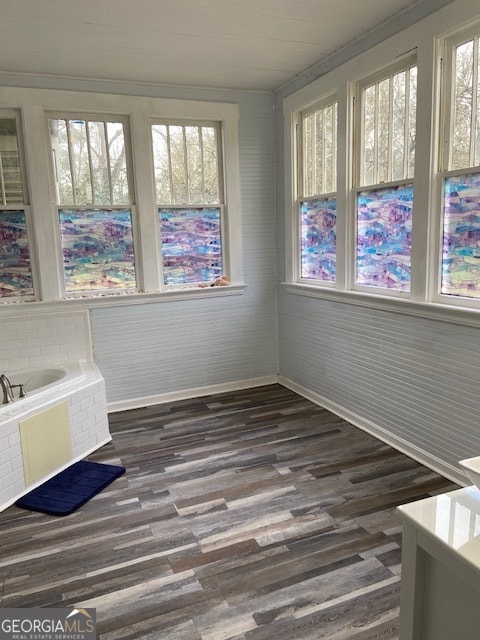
0, 362, 91, 419
0, 361, 111, 511
6, 366, 67, 397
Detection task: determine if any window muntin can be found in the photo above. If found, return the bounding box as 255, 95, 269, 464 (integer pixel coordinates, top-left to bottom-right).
299, 100, 337, 284
356, 61, 417, 292
152, 121, 225, 286
0, 114, 34, 300
49, 116, 137, 295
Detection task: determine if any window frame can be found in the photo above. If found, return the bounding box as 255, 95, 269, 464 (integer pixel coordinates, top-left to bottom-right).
433, 24, 480, 309
151, 118, 228, 289
47, 112, 139, 299
0, 88, 244, 311
296, 94, 338, 288
352, 56, 417, 298
0, 108, 37, 302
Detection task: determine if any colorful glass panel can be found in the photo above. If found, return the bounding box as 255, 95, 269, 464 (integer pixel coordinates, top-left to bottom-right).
300, 198, 336, 282
0, 210, 33, 297
59, 209, 136, 293
160, 207, 222, 285
442, 174, 480, 298
356, 185, 413, 291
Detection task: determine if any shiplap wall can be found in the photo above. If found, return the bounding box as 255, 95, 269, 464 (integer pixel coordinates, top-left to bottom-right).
88, 88, 277, 405
275, 0, 480, 484
277, 292, 480, 482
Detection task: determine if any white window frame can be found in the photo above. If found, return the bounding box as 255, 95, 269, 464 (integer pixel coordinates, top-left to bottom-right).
151, 118, 227, 289
0, 108, 37, 302
0, 87, 243, 312
352, 55, 417, 298
47, 112, 138, 299
433, 24, 480, 309
296, 95, 338, 288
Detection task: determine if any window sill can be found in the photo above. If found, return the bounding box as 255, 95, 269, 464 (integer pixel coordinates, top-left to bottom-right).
0, 283, 247, 315
282, 282, 480, 329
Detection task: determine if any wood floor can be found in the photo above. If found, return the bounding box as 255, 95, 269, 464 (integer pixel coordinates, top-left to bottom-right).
0, 384, 458, 639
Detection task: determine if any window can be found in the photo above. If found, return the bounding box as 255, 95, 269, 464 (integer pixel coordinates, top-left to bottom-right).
49, 116, 137, 296
0, 89, 242, 306
0, 112, 34, 299
151, 122, 224, 286
299, 100, 337, 283
355, 60, 417, 292
441, 32, 480, 300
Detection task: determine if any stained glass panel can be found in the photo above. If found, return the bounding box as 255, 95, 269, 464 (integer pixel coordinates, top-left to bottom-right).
0, 210, 33, 297
356, 185, 413, 291
160, 207, 222, 285
442, 174, 480, 297
300, 198, 336, 282
59, 209, 136, 293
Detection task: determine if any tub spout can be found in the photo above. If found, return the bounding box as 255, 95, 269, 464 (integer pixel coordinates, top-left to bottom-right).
0, 374, 14, 404
11, 383, 27, 398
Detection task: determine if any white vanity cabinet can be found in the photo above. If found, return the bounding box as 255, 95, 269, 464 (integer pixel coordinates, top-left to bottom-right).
398, 487, 480, 640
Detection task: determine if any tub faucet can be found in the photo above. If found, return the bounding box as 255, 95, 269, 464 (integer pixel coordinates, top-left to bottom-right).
0, 374, 14, 404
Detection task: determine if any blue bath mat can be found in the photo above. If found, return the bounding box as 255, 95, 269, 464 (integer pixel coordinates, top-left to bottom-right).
15, 460, 126, 516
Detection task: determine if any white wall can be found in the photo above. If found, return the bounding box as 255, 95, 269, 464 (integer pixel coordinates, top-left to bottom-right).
274, 0, 480, 485
90, 88, 278, 406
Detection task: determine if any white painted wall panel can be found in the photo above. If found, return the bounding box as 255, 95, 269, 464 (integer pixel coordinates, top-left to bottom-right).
90, 89, 277, 403
274, 0, 480, 482
277, 291, 480, 481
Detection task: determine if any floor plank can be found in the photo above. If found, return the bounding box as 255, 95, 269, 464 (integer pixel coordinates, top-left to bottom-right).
0, 384, 457, 639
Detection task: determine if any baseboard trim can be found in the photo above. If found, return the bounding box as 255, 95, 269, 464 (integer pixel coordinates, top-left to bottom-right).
107, 375, 280, 413
278, 376, 467, 487
108, 373, 467, 487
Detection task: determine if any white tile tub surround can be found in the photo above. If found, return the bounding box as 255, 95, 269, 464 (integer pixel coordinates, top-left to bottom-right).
0, 310, 111, 511
0, 310, 93, 371
0, 362, 111, 511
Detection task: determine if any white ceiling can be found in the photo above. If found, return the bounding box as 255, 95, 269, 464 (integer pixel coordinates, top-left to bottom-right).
0, 0, 442, 92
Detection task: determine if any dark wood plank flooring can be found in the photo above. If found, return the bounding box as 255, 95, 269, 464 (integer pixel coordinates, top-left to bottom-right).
0, 384, 458, 639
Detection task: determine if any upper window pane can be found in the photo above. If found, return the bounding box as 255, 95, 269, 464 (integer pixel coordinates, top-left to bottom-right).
360, 64, 417, 186
450, 37, 480, 170
152, 123, 220, 205
49, 118, 130, 206
302, 101, 337, 197
0, 118, 24, 205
